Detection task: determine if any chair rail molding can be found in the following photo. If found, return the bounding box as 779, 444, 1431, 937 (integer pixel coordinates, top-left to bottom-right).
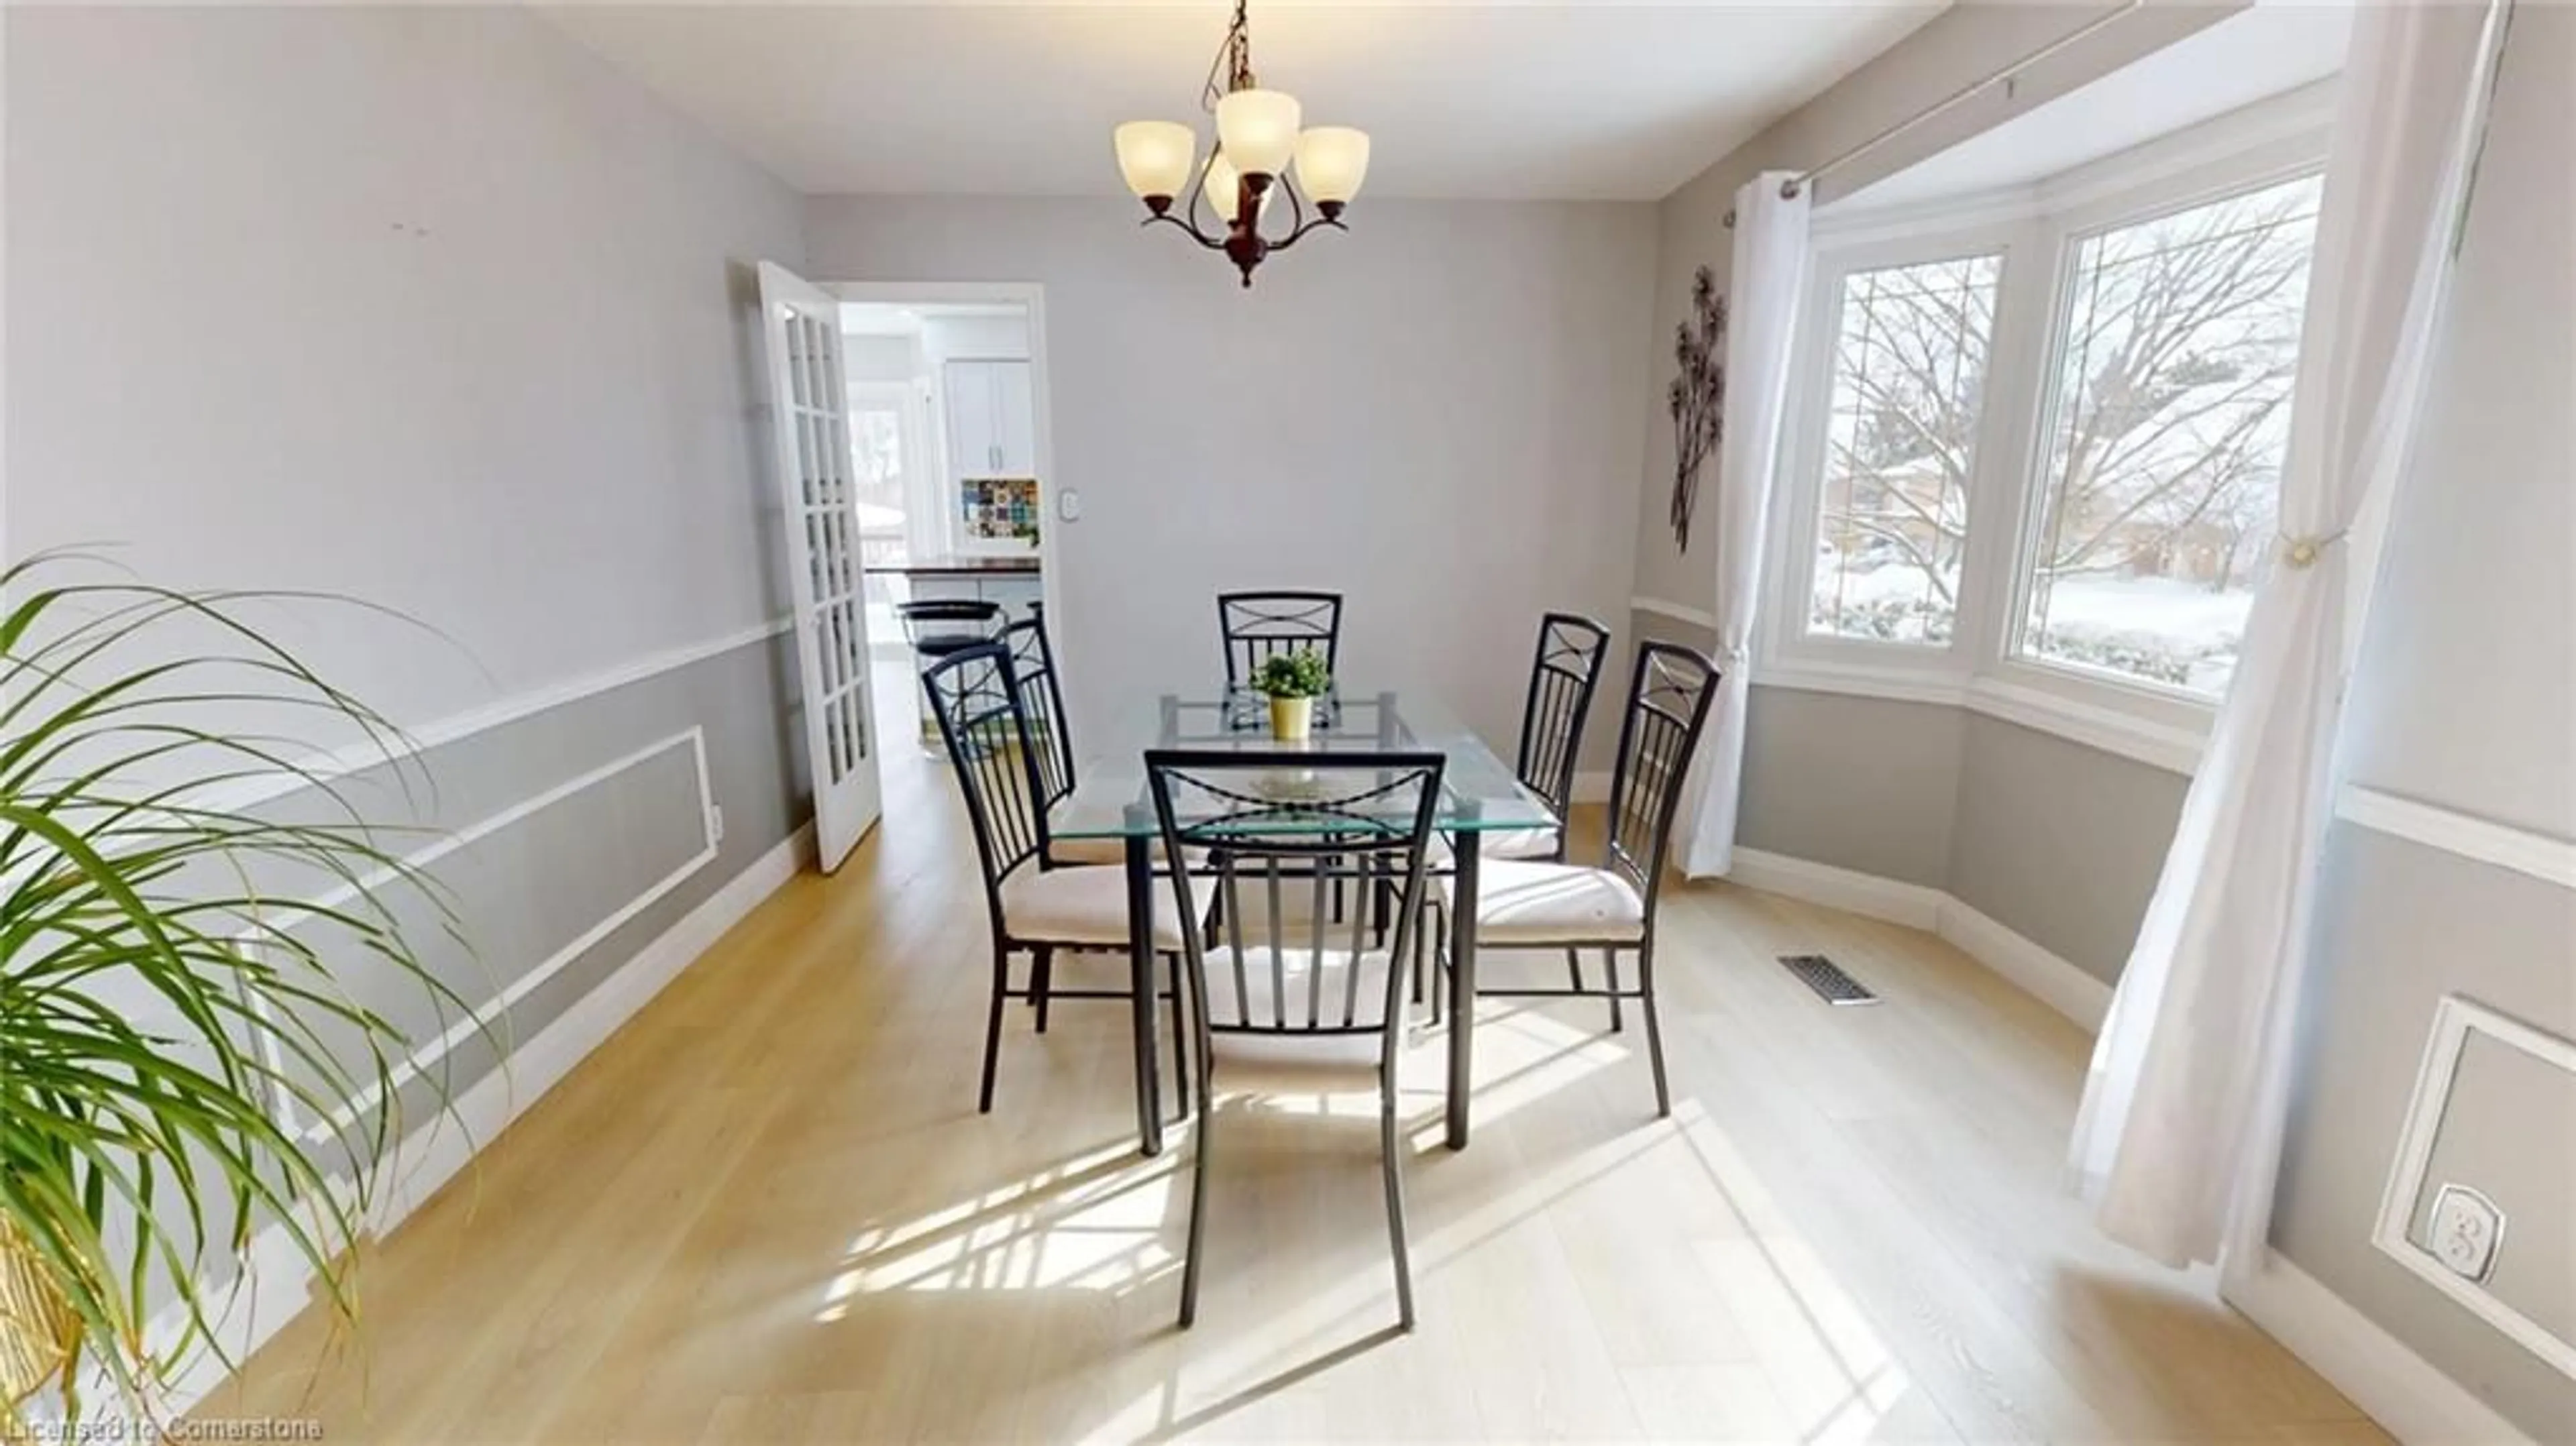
1629, 595, 1719, 632
2335, 785, 2576, 892
197, 617, 793, 814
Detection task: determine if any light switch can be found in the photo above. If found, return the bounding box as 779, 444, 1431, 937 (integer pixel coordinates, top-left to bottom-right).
1057, 488, 1083, 522
2427, 1183, 2504, 1284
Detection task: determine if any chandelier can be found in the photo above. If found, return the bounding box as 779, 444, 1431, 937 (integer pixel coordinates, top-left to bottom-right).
1112, 0, 1371, 288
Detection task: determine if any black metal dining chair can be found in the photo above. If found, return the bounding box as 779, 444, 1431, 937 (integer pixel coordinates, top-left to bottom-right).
1417, 614, 1615, 1015
1000, 616, 1072, 798
922, 642, 1201, 1115
1435, 641, 1718, 1117
1505, 613, 1613, 861
1216, 590, 1343, 692
1146, 748, 1447, 1331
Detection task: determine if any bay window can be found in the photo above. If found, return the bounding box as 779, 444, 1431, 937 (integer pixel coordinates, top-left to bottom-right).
2015, 174, 2324, 696
1807, 254, 2004, 647
1757, 121, 2329, 768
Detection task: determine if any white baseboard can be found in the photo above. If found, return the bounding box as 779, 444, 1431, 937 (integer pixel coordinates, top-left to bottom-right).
1935, 895, 2112, 1031
1729, 846, 1943, 930
2226, 1252, 2535, 1445
1727, 846, 2110, 1032
115, 824, 815, 1422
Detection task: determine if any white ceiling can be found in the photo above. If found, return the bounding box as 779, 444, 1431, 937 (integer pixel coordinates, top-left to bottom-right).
1835, 3, 2351, 213
539, 3, 1945, 202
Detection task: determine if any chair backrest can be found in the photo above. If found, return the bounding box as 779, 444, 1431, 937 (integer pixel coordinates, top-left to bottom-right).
1000, 615, 1075, 810
1146, 750, 1444, 1054
899, 599, 1004, 649
1599, 643, 1721, 917
922, 643, 1049, 922
1513, 613, 1612, 818
1216, 590, 1344, 690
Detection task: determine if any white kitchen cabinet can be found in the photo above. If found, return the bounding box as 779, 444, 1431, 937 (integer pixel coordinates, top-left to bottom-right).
942, 359, 1036, 478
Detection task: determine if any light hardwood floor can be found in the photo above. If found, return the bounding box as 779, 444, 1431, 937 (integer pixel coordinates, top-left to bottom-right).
207, 690, 2385, 1444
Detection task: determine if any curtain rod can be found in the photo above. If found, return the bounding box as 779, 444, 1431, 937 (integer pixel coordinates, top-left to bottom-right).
1723, 0, 2146, 229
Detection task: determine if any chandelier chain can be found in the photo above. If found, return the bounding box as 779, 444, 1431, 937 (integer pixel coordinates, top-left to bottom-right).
1200, 0, 1257, 111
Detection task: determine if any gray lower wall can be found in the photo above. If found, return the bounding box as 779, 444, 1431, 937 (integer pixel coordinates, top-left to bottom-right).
1947, 715, 2189, 984
1742, 689, 1964, 891
2265, 13, 2576, 1439
1634, 598, 1962, 885
1627, 607, 2184, 978
2270, 826, 2576, 1440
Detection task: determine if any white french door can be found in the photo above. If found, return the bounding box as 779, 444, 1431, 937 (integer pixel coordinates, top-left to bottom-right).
759, 262, 882, 872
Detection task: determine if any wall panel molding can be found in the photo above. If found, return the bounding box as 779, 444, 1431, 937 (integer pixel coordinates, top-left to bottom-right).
2372, 995, 2576, 1379
251, 728, 720, 1145
142, 824, 814, 1422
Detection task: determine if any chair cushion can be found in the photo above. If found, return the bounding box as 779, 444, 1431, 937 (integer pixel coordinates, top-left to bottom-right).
999, 865, 1205, 951
1448, 860, 1645, 944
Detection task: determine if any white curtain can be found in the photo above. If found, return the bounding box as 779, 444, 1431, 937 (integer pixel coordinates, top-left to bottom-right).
1678, 172, 1809, 879
2069, 0, 2512, 1270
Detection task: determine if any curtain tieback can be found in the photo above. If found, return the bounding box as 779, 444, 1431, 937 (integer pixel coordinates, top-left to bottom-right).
2276, 529, 2350, 569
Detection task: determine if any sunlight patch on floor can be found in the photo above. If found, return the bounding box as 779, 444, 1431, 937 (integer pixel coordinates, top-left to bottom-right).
814, 1139, 1183, 1314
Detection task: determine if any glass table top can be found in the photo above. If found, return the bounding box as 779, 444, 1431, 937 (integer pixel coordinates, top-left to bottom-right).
1051, 687, 1557, 840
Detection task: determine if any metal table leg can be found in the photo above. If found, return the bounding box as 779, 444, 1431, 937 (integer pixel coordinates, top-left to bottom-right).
1445, 830, 1480, 1150
1126, 832, 1165, 1157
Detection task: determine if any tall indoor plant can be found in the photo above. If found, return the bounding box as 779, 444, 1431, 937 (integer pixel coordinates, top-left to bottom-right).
1, 559, 463, 1429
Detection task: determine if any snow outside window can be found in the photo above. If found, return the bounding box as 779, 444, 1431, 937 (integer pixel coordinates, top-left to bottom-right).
1807, 254, 2004, 647
2015, 174, 2325, 696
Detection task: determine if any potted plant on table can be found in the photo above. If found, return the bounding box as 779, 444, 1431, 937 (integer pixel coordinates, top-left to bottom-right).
1251, 647, 1331, 742
1, 559, 462, 1434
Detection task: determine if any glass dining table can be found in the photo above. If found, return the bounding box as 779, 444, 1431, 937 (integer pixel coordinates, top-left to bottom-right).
1052, 687, 1556, 1156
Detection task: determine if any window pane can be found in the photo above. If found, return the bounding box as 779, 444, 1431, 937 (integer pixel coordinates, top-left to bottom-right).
1807, 254, 2004, 646
2020, 174, 2324, 695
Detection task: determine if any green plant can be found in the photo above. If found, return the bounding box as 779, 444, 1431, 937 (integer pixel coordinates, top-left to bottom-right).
1250, 647, 1330, 700
0, 558, 467, 1429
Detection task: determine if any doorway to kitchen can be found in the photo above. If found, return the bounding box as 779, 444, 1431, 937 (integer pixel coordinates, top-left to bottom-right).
830, 282, 1062, 791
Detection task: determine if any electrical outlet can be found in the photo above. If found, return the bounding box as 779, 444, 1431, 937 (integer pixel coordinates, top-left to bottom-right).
2427, 1183, 2504, 1284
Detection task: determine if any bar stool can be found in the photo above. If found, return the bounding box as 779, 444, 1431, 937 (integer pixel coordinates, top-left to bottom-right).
898, 599, 1004, 746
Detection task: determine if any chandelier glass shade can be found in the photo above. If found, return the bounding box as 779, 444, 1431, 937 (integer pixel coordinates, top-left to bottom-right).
1111, 1, 1368, 287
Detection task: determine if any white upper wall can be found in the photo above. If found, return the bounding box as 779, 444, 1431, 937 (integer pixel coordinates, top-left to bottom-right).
802, 195, 1654, 760
541, 4, 1945, 202
1630, 1, 2249, 610
2337, 13, 2575, 840
1835, 3, 2349, 213
921, 314, 1030, 365
4, 5, 804, 730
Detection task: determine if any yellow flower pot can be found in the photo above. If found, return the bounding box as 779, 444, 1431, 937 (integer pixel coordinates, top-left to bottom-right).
1268, 695, 1313, 742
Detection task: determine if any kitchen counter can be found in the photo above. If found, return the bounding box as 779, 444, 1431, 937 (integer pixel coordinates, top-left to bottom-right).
865, 554, 1040, 577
